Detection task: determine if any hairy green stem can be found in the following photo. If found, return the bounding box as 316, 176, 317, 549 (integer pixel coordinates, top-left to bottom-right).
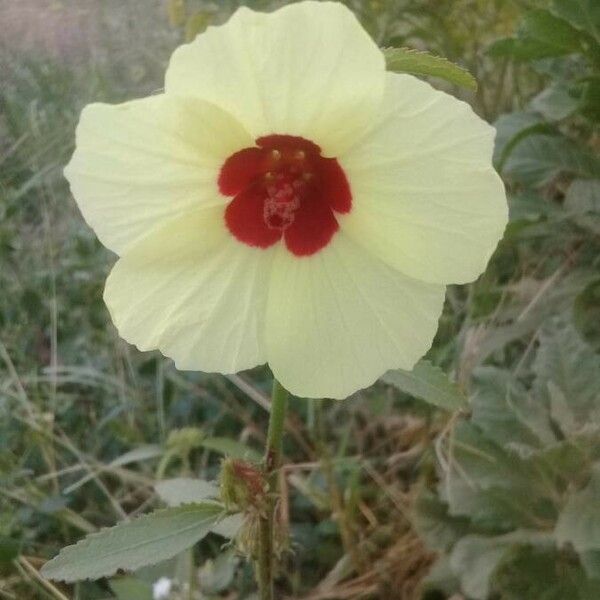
257, 379, 289, 600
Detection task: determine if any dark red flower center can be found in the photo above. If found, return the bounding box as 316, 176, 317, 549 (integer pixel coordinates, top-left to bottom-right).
218, 134, 351, 257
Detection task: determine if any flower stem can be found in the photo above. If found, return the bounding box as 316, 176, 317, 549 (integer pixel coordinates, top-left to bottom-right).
257, 378, 289, 600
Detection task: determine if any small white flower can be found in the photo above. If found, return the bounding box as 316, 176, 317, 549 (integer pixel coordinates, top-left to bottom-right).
152, 576, 172, 600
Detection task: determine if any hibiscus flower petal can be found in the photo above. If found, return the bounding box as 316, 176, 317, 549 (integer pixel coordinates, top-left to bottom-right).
265, 233, 446, 399
65, 95, 253, 255
218, 147, 265, 196
283, 190, 339, 257
339, 73, 507, 285
225, 185, 283, 249
165, 1, 385, 156
104, 207, 274, 373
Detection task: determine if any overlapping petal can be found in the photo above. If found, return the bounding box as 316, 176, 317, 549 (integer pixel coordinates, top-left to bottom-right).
65, 95, 253, 255
104, 208, 274, 374
265, 233, 446, 399
165, 1, 385, 157
339, 73, 508, 285
66, 2, 508, 400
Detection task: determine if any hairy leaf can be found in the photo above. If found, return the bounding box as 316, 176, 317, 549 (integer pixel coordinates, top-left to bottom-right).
383, 360, 467, 411
555, 466, 600, 552
41, 503, 224, 582
383, 47, 477, 90
155, 478, 219, 507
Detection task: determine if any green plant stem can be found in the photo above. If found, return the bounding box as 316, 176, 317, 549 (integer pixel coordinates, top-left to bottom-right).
257, 379, 289, 600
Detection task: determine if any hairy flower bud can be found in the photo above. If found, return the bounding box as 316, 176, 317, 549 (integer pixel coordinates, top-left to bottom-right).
219, 458, 267, 512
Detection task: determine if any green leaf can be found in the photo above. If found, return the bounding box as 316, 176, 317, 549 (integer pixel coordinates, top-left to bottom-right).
155, 478, 219, 507
493, 544, 600, 600
382, 360, 467, 411
382, 47, 477, 90
555, 465, 600, 553
533, 320, 600, 431
550, 0, 600, 44
493, 111, 547, 167
565, 179, 600, 214
470, 367, 556, 453
41, 503, 224, 582
450, 532, 554, 600
413, 492, 470, 553
449, 535, 512, 600
531, 82, 579, 121
109, 577, 153, 600
503, 134, 600, 186
488, 9, 583, 61
210, 513, 243, 539
200, 436, 261, 462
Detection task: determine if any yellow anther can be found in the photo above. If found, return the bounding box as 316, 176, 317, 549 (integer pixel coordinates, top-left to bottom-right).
271, 149, 282, 160
295, 150, 306, 161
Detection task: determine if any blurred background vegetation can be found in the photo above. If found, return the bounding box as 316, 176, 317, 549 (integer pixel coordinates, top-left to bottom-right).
1, 0, 599, 598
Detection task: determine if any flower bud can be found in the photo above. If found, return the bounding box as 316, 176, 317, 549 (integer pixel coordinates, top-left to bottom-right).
219, 458, 267, 511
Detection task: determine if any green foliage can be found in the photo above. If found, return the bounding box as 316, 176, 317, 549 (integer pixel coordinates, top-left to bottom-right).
383, 360, 467, 412
491, 1, 600, 200
417, 322, 600, 599
383, 47, 477, 90
1, 1, 599, 598
41, 502, 225, 582
155, 477, 220, 506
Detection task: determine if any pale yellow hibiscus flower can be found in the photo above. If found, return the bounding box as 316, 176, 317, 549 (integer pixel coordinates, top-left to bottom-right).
65, 1, 507, 399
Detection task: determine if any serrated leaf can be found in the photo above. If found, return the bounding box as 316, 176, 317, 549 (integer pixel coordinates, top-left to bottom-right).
41, 503, 224, 582
155, 478, 219, 507
200, 436, 261, 462
555, 465, 600, 552
382, 47, 477, 90
383, 360, 467, 411
211, 513, 243, 539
